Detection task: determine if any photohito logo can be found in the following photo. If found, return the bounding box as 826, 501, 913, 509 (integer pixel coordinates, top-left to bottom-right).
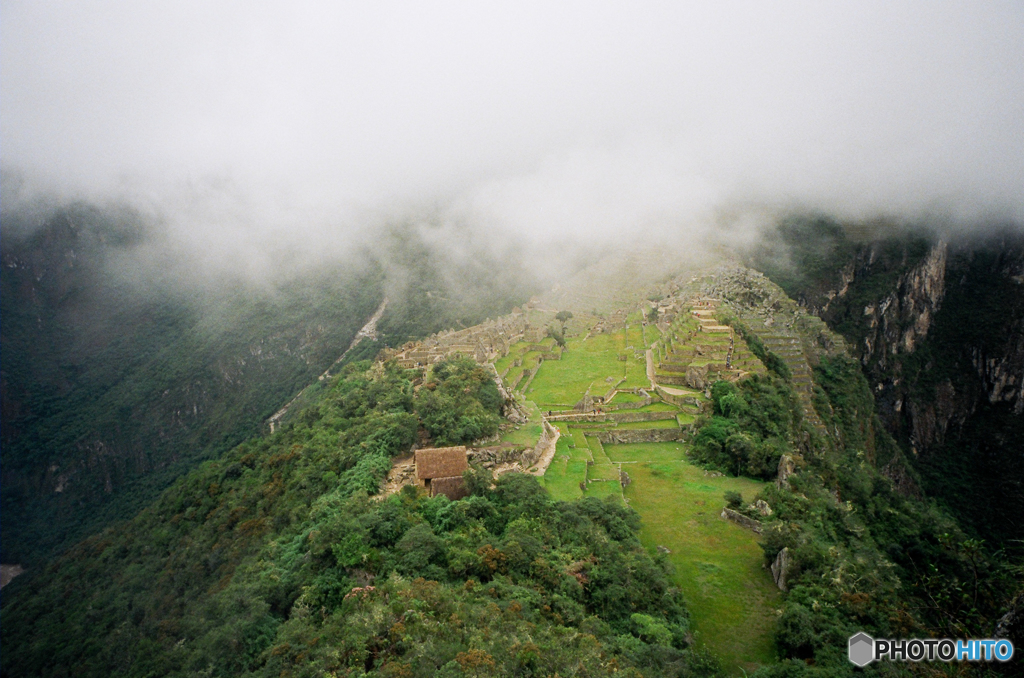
848, 633, 1014, 666
848, 633, 874, 667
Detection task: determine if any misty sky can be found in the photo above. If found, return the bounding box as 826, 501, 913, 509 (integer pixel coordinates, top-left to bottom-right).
3, 1, 1023, 253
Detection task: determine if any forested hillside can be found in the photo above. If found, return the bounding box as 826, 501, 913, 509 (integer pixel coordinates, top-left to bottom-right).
1, 358, 714, 678
0, 202, 534, 566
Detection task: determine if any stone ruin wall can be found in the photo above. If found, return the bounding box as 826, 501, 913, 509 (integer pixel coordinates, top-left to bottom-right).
383, 312, 542, 369
521, 420, 557, 468
596, 428, 684, 445
546, 410, 677, 424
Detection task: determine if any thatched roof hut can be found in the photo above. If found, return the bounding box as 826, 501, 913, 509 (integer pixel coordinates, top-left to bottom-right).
415, 446, 468, 481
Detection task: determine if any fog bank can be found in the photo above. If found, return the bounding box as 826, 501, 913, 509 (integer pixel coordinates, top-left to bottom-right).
3, 1, 1022, 274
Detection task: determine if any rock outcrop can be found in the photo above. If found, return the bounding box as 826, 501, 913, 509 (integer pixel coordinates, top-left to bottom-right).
721, 508, 763, 534
771, 547, 792, 591
776, 455, 796, 489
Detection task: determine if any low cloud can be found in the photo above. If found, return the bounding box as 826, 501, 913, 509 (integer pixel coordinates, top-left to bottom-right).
3, 1, 1022, 280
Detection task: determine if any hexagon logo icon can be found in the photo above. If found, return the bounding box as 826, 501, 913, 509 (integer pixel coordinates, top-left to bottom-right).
848, 632, 874, 667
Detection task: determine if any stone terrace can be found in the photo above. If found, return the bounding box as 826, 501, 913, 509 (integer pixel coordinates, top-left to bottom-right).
652, 296, 766, 391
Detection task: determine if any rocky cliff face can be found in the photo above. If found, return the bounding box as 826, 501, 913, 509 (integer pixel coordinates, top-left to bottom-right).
859, 240, 946, 367
753, 220, 1024, 541
818, 236, 1023, 452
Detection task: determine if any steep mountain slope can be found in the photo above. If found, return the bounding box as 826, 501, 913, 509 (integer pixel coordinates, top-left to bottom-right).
0, 204, 384, 565
751, 218, 1024, 544
0, 203, 534, 566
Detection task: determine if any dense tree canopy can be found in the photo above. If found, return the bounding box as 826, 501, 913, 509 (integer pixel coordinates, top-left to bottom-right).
1, 360, 715, 678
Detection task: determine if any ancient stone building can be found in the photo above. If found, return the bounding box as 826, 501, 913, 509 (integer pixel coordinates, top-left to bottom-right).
386, 312, 530, 369
414, 446, 470, 500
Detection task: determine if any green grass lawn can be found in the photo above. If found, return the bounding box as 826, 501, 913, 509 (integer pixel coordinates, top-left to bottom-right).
493, 341, 529, 375
512, 305, 777, 673
641, 323, 662, 349
587, 463, 620, 481
525, 332, 628, 407
621, 453, 779, 675
605, 441, 687, 464
585, 479, 623, 501
634, 401, 683, 412
543, 427, 592, 501
555, 424, 581, 449
543, 458, 587, 501
569, 448, 593, 464
622, 355, 649, 389
690, 358, 725, 368
585, 434, 612, 464
505, 351, 545, 390
609, 391, 645, 403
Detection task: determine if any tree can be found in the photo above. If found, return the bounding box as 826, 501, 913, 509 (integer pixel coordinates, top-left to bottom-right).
547, 325, 566, 348
725, 433, 755, 477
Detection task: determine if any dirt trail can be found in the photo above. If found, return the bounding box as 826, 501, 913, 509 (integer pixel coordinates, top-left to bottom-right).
527, 422, 560, 476
268, 298, 388, 432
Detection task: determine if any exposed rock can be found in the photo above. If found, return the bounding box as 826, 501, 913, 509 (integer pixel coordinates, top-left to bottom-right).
771, 547, 792, 592
522, 420, 558, 472
776, 455, 796, 489
881, 454, 921, 498
0, 564, 25, 589
685, 364, 709, 390
752, 499, 773, 516
573, 394, 595, 413
721, 507, 763, 534
995, 593, 1023, 644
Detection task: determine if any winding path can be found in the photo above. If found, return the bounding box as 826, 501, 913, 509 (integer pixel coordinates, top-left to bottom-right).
268, 297, 388, 432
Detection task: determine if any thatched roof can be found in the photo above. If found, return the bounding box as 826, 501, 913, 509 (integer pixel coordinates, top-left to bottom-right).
415, 446, 468, 480
430, 476, 469, 501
